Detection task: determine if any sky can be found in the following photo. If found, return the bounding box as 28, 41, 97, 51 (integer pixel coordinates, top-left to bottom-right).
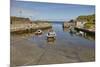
10, 0, 95, 21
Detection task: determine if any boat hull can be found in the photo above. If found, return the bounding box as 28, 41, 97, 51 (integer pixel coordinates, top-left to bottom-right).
47, 37, 56, 41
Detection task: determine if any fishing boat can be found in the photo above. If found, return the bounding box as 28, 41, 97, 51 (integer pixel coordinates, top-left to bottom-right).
35, 29, 43, 35
47, 31, 56, 41
79, 31, 84, 36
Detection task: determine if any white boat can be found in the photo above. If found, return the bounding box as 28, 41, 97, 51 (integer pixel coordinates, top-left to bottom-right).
47, 31, 56, 40
79, 31, 84, 36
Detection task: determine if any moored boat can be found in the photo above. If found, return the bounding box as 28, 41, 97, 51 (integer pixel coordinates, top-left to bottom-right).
47, 30, 56, 41
35, 29, 43, 35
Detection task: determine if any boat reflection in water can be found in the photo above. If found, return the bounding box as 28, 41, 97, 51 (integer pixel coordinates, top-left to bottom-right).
63, 27, 70, 32
46, 38, 56, 45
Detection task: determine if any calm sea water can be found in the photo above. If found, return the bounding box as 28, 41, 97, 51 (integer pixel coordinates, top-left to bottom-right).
29, 22, 95, 49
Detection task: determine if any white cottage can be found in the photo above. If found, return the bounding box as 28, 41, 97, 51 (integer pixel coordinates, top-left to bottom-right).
76, 21, 87, 28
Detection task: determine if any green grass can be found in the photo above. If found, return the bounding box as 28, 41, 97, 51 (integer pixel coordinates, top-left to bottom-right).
84, 22, 95, 29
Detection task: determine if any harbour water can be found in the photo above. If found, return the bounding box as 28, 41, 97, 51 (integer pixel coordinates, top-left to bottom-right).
11, 22, 95, 66
31, 22, 95, 48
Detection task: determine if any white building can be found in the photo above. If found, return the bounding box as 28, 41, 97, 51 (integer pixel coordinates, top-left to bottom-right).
76, 21, 87, 28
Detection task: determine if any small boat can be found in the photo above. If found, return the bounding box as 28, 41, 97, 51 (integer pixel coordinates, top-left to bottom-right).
79, 31, 84, 36
47, 31, 56, 41
35, 29, 43, 35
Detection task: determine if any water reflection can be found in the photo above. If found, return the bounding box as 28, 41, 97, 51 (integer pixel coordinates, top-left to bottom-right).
47, 39, 56, 45
63, 27, 70, 32
63, 27, 95, 41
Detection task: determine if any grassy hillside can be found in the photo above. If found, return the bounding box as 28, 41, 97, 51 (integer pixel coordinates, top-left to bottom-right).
10, 16, 30, 24
77, 14, 95, 23
11, 16, 30, 21
77, 14, 95, 29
